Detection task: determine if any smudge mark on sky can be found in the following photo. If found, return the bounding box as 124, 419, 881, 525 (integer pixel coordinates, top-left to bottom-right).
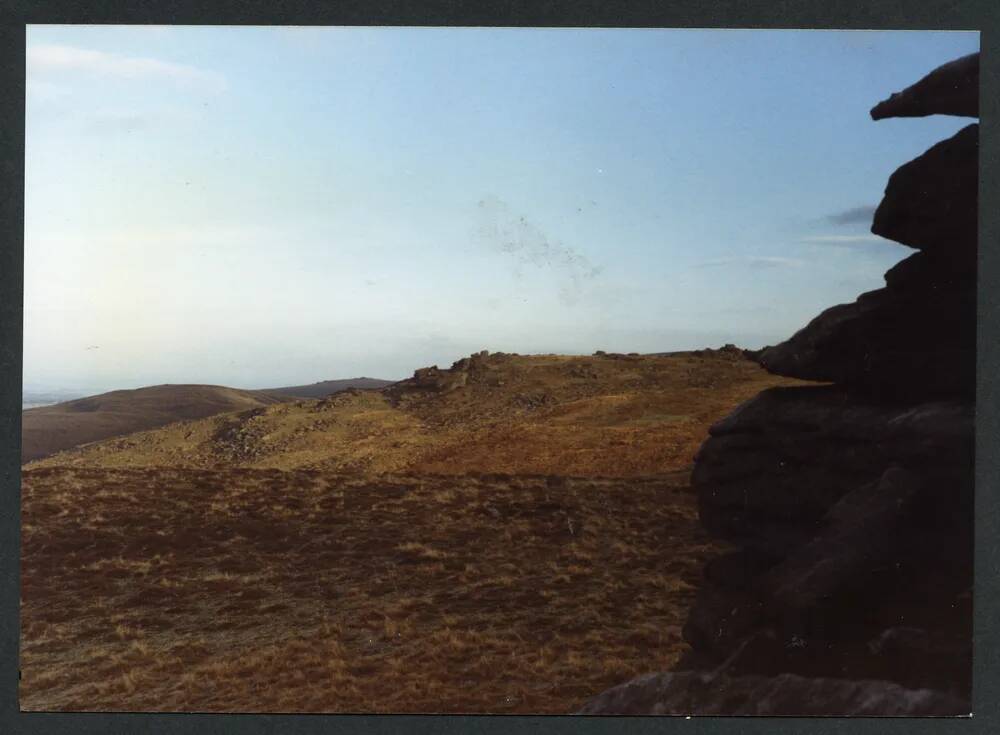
475, 195, 603, 305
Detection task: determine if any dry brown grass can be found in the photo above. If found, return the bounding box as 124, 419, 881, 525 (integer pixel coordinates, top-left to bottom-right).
21, 467, 723, 713
21, 352, 809, 713
30, 353, 803, 476
22, 384, 288, 463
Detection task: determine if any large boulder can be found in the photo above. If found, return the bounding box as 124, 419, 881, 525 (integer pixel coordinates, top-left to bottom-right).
760, 463, 971, 682
578, 670, 969, 716
871, 123, 978, 261
685, 401, 972, 686
870, 52, 979, 120
585, 51, 978, 717
405, 365, 468, 393
758, 252, 976, 400
691, 386, 973, 555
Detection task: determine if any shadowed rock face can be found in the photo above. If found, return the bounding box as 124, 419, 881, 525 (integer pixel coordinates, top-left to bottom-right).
584, 51, 977, 716
871, 123, 978, 260
685, 442, 972, 689
758, 251, 976, 400
758, 121, 977, 400
870, 52, 978, 120
692, 387, 973, 556
578, 670, 970, 716
683, 387, 973, 698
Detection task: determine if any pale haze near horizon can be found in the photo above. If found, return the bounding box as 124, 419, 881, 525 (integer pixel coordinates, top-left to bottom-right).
24, 26, 978, 395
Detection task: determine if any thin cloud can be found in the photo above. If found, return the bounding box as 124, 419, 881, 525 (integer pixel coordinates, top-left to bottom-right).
800, 234, 892, 247
695, 256, 804, 270
826, 205, 877, 225
26, 44, 226, 93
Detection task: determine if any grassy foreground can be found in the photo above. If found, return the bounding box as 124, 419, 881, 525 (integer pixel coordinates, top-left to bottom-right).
21, 351, 806, 712
21, 467, 719, 712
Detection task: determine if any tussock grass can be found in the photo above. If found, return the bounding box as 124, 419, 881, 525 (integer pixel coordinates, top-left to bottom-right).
29, 353, 804, 477
21, 354, 807, 712
21, 467, 721, 713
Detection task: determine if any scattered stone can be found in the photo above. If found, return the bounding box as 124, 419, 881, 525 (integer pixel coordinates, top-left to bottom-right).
691, 343, 755, 361
406, 365, 468, 393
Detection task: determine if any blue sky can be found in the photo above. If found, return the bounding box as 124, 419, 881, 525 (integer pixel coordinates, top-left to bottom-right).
24, 26, 979, 392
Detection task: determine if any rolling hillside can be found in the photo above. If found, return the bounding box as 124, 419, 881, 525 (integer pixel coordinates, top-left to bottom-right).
21, 348, 813, 713
21, 466, 719, 712
21, 384, 289, 464
28, 350, 808, 476
264, 377, 396, 399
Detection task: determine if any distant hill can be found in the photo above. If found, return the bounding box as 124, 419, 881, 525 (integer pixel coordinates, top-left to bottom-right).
21, 384, 289, 464
263, 377, 395, 399
20, 351, 812, 713
29, 351, 810, 476
22, 389, 87, 410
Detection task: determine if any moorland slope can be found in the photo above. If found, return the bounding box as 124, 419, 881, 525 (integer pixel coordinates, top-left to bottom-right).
20, 348, 811, 713
21, 467, 717, 712
264, 377, 395, 399
29, 349, 807, 477
21, 384, 290, 464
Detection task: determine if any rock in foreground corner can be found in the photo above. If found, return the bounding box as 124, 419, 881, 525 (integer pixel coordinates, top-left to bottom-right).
871, 123, 978, 258
578, 670, 969, 716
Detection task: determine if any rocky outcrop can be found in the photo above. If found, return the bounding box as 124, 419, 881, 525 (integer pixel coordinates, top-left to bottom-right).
871, 123, 978, 261
409, 365, 469, 393
389, 350, 512, 395
759, 122, 978, 400
579, 670, 969, 716
870, 52, 978, 120
692, 387, 973, 556
758, 252, 976, 400
583, 52, 977, 716
690, 343, 757, 361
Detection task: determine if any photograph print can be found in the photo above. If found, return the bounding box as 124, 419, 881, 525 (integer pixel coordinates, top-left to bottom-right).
20, 26, 978, 715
